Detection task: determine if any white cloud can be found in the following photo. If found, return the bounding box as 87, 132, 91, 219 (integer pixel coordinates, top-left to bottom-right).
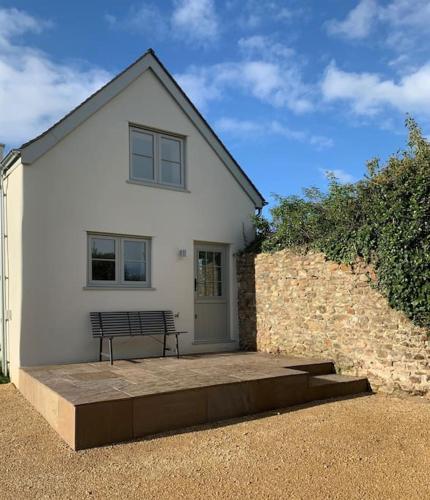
0, 8, 110, 147
0, 7, 48, 43
175, 69, 221, 109
321, 61, 430, 117
326, 0, 378, 40
106, 0, 219, 45
380, 0, 430, 29
104, 13, 117, 27
104, 4, 167, 39
269, 120, 308, 143
319, 168, 356, 184
216, 117, 265, 136
234, 0, 305, 29
176, 56, 313, 113
309, 135, 335, 150
215, 117, 333, 150
238, 35, 295, 60
276, 8, 294, 22
327, 0, 430, 49
171, 0, 219, 43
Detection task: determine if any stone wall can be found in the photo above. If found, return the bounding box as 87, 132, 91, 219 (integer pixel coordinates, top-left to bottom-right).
237, 251, 430, 396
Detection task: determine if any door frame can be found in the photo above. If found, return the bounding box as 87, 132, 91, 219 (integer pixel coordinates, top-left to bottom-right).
193, 241, 230, 343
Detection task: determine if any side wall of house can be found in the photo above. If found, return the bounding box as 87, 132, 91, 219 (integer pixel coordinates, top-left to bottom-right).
4, 162, 23, 383
11, 68, 256, 382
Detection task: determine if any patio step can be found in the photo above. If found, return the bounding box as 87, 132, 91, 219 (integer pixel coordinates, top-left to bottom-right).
284, 360, 335, 376
307, 374, 369, 402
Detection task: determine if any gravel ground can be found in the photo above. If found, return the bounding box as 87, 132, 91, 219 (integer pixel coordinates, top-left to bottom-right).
1, 384, 429, 500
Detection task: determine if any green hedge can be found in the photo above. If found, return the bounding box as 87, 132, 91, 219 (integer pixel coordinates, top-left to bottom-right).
252, 118, 430, 329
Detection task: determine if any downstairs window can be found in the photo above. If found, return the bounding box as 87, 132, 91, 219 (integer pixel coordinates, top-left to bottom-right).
87, 233, 151, 288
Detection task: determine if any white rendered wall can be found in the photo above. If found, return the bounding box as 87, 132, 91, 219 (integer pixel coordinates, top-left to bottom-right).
9, 68, 257, 382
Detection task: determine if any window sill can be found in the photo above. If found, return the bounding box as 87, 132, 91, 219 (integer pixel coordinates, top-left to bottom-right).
127, 179, 190, 193
83, 286, 156, 291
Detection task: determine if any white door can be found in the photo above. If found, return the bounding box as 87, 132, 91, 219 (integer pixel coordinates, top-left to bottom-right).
194, 244, 229, 343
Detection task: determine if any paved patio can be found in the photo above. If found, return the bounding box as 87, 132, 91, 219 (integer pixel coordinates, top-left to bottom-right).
19, 352, 368, 449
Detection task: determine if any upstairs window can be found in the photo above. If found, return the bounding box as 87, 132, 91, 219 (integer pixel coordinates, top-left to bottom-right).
130, 126, 185, 189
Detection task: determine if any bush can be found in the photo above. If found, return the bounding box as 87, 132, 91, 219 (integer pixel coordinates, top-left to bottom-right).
252, 118, 430, 329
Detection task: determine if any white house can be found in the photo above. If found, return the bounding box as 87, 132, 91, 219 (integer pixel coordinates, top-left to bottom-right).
0, 49, 265, 385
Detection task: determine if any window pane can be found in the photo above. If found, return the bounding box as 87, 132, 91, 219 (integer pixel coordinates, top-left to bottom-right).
132, 131, 153, 156
161, 137, 180, 162
214, 252, 221, 266
124, 262, 146, 281
92, 260, 115, 281
124, 240, 146, 261
161, 160, 181, 185
133, 154, 154, 180
91, 238, 115, 259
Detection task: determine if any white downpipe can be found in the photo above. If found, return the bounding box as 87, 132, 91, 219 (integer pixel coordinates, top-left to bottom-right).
0, 160, 8, 377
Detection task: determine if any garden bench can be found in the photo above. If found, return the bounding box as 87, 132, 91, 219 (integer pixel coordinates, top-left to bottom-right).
90, 310, 185, 365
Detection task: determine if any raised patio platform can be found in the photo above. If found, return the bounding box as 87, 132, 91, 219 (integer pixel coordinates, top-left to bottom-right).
19, 352, 369, 450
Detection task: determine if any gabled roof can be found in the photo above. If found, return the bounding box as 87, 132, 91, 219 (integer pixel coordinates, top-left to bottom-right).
5, 49, 265, 208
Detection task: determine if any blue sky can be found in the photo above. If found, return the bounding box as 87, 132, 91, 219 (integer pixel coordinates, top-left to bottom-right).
1, 1, 430, 204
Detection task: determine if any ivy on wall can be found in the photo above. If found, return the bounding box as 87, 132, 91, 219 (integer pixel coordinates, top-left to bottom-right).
251, 118, 430, 329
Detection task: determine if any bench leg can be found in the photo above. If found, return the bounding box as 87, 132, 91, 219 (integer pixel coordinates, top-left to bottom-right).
175, 334, 179, 359
99, 337, 103, 362
109, 337, 113, 365
163, 333, 167, 357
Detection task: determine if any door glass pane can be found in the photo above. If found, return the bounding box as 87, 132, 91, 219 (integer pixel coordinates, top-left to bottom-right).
205, 282, 214, 296
132, 131, 153, 156
161, 137, 180, 162
196, 250, 223, 297
161, 160, 181, 185
133, 154, 154, 180
92, 260, 115, 281
91, 238, 115, 259
124, 262, 146, 281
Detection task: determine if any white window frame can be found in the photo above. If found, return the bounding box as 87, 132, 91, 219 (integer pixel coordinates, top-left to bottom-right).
87, 233, 151, 288
129, 125, 186, 189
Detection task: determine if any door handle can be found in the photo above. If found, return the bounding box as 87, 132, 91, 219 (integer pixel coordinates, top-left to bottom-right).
194, 278, 197, 291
